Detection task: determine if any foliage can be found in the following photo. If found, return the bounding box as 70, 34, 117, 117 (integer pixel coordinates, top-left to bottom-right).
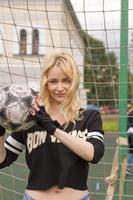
81, 30, 119, 108
128, 72, 133, 103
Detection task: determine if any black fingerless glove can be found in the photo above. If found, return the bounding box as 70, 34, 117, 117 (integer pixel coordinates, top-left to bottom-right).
0, 125, 5, 136
33, 106, 58, 135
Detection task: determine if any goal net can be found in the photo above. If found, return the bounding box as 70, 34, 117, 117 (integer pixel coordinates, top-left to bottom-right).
0, 0, 133, 199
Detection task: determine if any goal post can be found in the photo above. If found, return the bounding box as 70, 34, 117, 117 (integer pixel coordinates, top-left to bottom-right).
105, 1, 129, 199
118, 0, 128, 199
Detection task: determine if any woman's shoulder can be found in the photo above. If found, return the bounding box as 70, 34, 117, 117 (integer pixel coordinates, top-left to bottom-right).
80, 107, 100, 116
78, 108, 102, 124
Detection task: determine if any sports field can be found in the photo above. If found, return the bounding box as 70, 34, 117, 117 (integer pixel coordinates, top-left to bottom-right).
0, 133, 133, 200
88, 133, 133, 200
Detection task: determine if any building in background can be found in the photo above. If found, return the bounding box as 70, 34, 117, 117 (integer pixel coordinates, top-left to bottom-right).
0, 0, 87, 107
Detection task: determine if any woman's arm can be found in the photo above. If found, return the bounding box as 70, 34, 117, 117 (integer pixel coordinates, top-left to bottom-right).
0, 129, 24, 168
0, 126, 6, 163
0, 135, 6, 163
32, 98, 104, 162
54, 111, 104, 162
54, 128, 95, 161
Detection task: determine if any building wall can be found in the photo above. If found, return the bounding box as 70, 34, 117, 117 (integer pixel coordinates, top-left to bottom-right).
0, 0, 87, 107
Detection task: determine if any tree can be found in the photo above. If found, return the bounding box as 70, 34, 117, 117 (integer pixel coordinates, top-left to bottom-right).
128, 71, 133, 103
81, 31, 119, 108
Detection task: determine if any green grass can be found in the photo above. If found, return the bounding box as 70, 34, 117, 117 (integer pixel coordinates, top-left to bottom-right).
102, 114, 119, 133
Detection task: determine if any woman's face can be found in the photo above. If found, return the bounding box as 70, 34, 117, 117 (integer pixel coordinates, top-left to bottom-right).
46, 66, 71, 104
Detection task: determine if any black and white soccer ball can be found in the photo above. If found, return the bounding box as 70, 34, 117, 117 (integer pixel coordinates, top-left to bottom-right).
0, 83, 36, 132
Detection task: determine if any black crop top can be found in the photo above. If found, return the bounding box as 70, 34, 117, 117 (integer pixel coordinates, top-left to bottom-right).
0, 109, 104, 190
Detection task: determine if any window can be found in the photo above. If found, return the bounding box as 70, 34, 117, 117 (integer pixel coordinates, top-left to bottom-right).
32, 29, 39, 55
20, 29, 27, 55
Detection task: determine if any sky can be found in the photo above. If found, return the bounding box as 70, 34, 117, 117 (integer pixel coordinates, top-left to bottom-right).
71, 0, 133, 61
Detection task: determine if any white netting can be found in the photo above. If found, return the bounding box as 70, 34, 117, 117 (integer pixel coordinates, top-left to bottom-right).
0, 0, 133, 199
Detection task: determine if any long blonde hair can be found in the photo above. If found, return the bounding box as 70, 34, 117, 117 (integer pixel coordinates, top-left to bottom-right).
39, 52, 81, 124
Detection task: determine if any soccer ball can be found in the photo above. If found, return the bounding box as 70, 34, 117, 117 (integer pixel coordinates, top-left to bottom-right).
0, 83, 36, 132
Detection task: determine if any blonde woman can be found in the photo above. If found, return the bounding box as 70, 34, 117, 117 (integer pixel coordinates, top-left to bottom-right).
0, 52, 104, 200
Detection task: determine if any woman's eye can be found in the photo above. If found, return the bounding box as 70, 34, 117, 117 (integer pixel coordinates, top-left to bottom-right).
47, 79, 71, 84
48, 80, 57, 84
64, 79, 71, 84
